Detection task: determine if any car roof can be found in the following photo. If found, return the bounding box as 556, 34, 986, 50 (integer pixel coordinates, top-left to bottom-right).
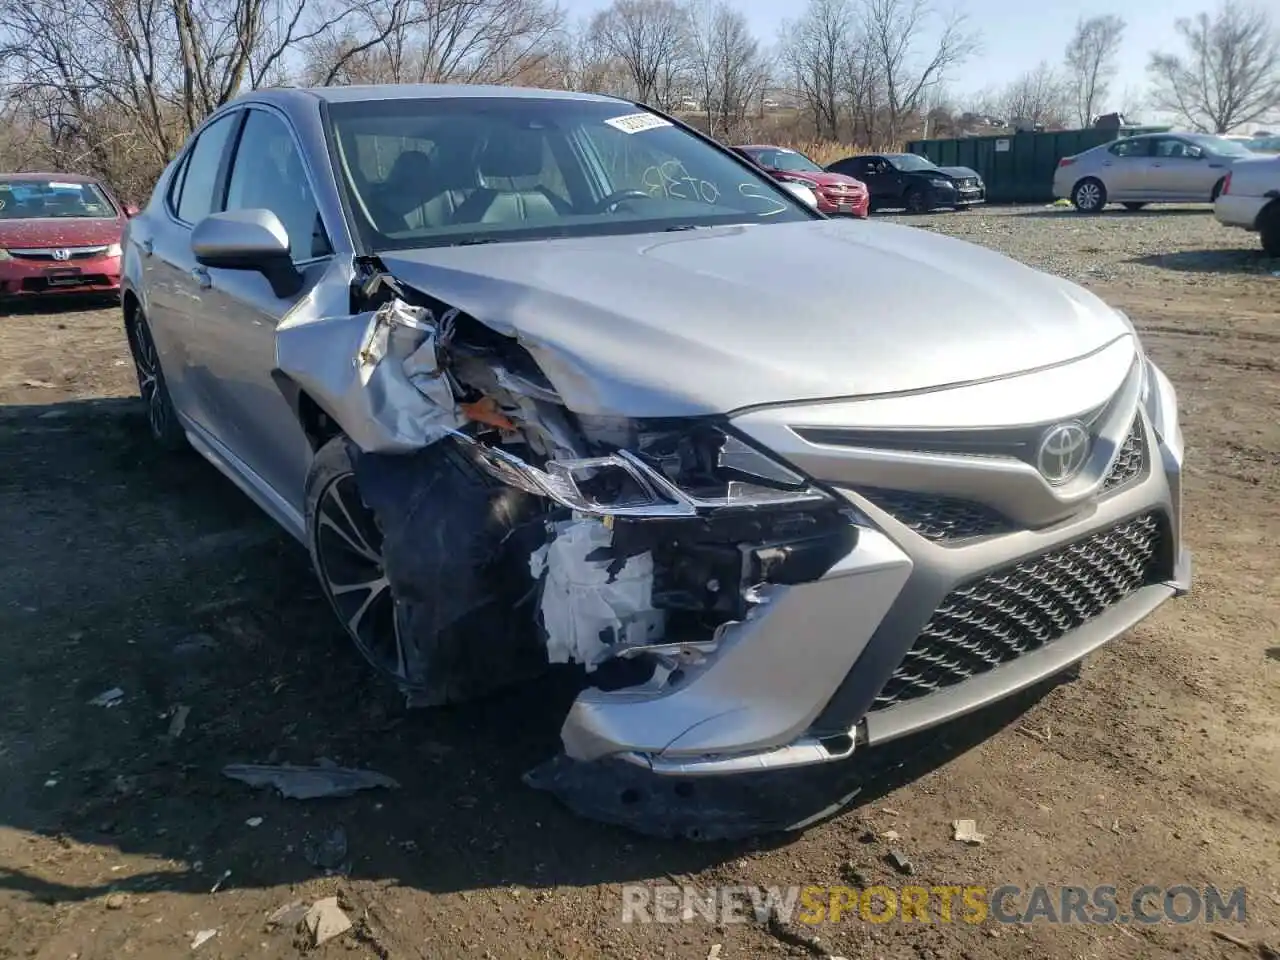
238, 84, 629, 108
735, 144, 789, 151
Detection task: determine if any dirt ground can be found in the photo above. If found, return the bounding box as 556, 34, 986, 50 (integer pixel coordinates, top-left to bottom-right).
0, 205, 1277, 960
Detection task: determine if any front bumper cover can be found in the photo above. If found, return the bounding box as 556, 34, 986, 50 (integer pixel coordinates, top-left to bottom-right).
529, 357, 1189, 835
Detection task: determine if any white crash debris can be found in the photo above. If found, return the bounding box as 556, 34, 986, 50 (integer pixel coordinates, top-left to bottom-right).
530, 518, 665, 670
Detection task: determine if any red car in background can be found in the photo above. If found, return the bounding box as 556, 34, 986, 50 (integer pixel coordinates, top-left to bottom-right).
731, 144, 870, 218
0, 173, 135, 299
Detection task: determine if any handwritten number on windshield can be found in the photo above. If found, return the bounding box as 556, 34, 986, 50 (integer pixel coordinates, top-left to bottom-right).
641, 160, 720, 204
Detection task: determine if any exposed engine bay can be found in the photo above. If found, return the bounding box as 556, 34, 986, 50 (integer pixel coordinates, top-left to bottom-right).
274, 265, 863, 837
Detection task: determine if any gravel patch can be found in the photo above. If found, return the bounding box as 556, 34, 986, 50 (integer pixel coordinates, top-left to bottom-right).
881, 203, 1278, 286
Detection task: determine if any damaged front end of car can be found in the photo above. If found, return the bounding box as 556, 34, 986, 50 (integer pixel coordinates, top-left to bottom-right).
274, 264, 883, 839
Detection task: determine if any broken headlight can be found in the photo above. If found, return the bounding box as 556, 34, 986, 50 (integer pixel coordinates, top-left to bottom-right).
454, 420, 833, 518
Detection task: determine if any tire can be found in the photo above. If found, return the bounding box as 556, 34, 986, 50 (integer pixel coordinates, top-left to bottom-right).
306, 436, 406, 692
305, 435, 547, 703
125, 305, 187, 451
1071, 178, 1106, 212
1211, 178, 1226, 202
1260, 203, 1280, 258
904, 187, 928, 213
1122, 202, 1147, 211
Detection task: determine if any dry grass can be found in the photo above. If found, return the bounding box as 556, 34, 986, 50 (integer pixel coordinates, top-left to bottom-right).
763, 139, 904, 166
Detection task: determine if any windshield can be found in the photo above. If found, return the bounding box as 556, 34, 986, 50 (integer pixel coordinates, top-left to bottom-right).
751, 148, 822, 173
326, 98, 814, 251
889, 154, 939, 172
0, 179, 117, 219
1185, 135, 1256, 157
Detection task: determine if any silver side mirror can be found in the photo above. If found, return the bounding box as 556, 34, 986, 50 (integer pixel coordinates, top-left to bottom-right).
192, 208, 302, 298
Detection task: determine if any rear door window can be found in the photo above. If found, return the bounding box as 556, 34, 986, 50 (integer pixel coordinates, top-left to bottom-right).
1108, 139, 1152, 158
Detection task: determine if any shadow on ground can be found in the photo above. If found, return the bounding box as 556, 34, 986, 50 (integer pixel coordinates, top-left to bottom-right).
1013, 205, 1214, 220
1126, 248, 1276, 274
0, 293, 120, 317
0, 397, 1059, 907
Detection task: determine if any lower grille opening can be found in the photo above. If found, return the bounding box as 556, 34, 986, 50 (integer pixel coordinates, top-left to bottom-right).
871, 512, 1167, 711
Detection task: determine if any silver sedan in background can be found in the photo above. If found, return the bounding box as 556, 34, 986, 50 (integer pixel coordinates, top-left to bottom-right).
1054, 132, 1257, 212
120, 84, 1191, 838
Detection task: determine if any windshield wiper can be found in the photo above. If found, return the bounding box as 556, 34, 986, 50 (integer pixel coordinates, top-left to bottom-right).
663, 224, 712, 232
450, 237, 500, 246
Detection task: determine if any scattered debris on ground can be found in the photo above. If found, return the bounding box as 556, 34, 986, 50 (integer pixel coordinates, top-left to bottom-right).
952, 819, 987, 845
167, 704, 190, 739
190, 929, 217, 949
87, 687, 124, 707
304, 826, 349, 871
763, 907, 825, 955
886, 849, 914, 875
222, 760, 399, 799
303, 896, 353, 946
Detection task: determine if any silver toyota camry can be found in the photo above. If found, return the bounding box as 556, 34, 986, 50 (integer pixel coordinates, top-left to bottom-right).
122, 84, 1191, 836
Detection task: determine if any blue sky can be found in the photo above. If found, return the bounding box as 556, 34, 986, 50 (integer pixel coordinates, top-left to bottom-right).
566, 0, 1220, 116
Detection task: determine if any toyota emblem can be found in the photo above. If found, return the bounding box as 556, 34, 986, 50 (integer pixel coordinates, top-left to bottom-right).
1036, 421, 1091, 484
52, 248, 72, 261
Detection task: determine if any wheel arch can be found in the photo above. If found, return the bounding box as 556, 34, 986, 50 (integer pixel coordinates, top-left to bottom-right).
272, 370, 343, 452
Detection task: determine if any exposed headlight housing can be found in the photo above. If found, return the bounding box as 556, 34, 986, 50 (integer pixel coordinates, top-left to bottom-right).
455, 421, 834, 518
0, 249, 10, 261
106, 242, 122, 257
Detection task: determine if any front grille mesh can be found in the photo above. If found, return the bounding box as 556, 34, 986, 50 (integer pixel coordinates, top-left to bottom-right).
871, 513, 1165, 710
860, 489, 1011, 542
1102, 417, 1146, 492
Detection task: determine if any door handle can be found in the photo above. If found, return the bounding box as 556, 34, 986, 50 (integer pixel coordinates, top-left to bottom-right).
191, 266, 211, 289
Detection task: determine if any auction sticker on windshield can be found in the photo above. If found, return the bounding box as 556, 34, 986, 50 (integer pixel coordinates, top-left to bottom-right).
605, 113, 673, 134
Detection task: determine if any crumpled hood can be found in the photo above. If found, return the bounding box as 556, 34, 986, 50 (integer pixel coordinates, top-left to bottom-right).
0, 217, 124, 248
376, 218, 1130, 418
937, 166, 981, 180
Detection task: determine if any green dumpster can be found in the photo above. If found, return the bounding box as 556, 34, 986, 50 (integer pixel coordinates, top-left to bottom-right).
906, 126, 1171, 204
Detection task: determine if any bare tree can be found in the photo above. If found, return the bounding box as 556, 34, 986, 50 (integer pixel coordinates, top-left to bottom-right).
778, 0, 854, 140
862, 0, 978, 143
1064, 15, 1126, 127
1001, 61, 1070, 129
304, 0, 563, 87
687, 0, 770, 138
588, 0, 690, 109
1148, 0, 1280, 132
543, 19, 627, 93
0, 0, 364, 196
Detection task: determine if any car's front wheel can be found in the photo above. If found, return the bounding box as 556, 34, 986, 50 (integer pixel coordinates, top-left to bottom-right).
125, 305, 186, 451
305, 436, 407, 689
1072, 178, 1107, 212
904, 187, 928, 213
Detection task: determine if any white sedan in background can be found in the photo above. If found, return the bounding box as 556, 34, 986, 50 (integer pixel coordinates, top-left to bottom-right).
1054, 132, 1256, 212
1214, 154, 1280, 256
